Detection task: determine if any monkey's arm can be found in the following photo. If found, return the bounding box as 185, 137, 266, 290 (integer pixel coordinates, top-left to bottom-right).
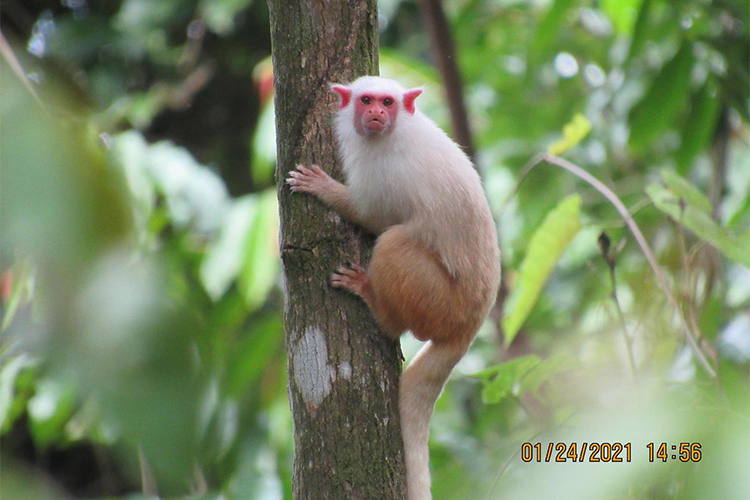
287, 165, 375, 233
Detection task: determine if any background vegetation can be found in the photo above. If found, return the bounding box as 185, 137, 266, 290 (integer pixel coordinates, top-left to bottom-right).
1, 0, 748, 499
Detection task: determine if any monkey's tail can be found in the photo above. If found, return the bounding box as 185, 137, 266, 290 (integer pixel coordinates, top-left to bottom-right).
399, 339, 470, 500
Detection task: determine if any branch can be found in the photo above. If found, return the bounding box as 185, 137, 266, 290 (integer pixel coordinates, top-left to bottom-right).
418, 0, 476, 163
522, 154, 717, 379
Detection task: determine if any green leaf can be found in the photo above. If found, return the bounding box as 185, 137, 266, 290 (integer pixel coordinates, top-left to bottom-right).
251, 100, 277, 189
519, 354, 579, 395
676, 81, 721, 174
627, 0, 652, 61
548, 113, 591, 156
28, 379, 77, 446
532, 0, 577, 59
200, 196, 258, 301
238, 189, 280, 312
602, 0, 645, 35
199, 0, 255, 35
502, 194, 582, 345
661, 170, 713, 214
629, 43, 694, 152
0, 355, 37, 433
225, 314, 283, 396
475, 355, 542, 405
646, 183, 750, 267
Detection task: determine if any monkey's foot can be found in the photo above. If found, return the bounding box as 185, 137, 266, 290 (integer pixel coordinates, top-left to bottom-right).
331, 264, 375, 305
286, 165, 332, 196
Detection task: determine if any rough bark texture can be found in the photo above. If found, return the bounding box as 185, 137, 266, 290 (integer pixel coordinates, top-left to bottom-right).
268, 1, 407, 499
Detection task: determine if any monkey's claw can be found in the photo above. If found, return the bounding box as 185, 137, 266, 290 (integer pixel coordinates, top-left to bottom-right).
331, 263, 370, 298
286, 164, 329, 194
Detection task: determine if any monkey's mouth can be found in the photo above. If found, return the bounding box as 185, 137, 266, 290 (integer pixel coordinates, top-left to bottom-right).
364, 118, 388, 132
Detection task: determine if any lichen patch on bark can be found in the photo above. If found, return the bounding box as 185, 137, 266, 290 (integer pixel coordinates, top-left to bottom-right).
292, 326, 336, 410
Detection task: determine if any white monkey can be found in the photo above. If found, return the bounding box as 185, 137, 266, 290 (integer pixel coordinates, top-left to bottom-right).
287, 76, 500, 500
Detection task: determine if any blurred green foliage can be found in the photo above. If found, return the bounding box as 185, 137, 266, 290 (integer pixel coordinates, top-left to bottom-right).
1, 0, 748, 499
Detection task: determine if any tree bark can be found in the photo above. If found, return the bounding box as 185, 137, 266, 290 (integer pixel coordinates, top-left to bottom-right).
268, 1, 407, 499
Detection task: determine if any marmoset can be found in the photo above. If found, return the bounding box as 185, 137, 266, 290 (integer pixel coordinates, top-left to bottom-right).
287, 76, 500, 500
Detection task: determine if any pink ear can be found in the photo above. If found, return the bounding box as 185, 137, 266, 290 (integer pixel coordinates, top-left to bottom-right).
403, 88, 423, 115
331, 85, 352, 109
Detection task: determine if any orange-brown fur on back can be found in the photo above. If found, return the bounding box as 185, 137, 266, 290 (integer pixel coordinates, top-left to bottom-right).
287, 76, 500, 500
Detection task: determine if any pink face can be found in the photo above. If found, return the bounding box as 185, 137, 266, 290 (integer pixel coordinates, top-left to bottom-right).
353, 92, 399, 135
332, 85, 423, 137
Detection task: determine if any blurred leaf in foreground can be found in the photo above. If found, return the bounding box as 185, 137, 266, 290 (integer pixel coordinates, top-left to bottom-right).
1, 64, 203, 490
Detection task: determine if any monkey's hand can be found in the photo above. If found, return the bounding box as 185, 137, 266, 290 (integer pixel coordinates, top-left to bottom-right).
286, 165, 336, 198
287, 165, 368, 232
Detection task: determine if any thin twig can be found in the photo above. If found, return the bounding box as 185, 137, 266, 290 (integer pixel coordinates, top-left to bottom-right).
0, 30, 46, 111
599, 233, 638, 379
596, 197, 653, 228
675, 223, 717, 361
521, 153, 717, 379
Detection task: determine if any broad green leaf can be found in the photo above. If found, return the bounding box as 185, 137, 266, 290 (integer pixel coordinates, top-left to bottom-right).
146, 141, 230, 236
629, 43, 694, 152
251, 100, 277, 188
661, 170, 713, 214
474, 355, 542, 404
548, 113, 591, 156
0, 355, 37, 433
646, 184, 750, 267
226, 314, 283, 396
627, 0, 652, 61
532, 0, 577, 59
28, 379, 77, 446
199, 0, 255, 35
519, 354, 579, 395
238, 189, 280, 312
503, 194, 582, 345
728, 195, 750, 232
676, 81, 721, 174
602, 0, 644, 35
200, 196, 257, 301
111, 131, 156, 240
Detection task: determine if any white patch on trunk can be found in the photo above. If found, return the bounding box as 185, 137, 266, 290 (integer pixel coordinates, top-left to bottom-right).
292, 327, 336, 409
338, 361, 352, 380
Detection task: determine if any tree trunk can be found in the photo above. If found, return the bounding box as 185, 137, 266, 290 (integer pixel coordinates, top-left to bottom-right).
268, 1, 407, 499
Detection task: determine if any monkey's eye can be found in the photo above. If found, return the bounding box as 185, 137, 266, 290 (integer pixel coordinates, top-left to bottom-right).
383, 98, 394, 106
361, 96, 371, 105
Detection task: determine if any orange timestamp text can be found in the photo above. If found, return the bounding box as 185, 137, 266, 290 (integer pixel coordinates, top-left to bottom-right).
520, 442, 632, 462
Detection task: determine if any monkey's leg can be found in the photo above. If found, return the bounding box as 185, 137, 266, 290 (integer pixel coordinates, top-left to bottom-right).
331, 225, 452, 340
366, 225, 461, 342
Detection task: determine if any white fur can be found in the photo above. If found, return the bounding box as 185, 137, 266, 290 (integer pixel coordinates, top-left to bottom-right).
334, 77, 489, 278
332, 77, 500, 500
